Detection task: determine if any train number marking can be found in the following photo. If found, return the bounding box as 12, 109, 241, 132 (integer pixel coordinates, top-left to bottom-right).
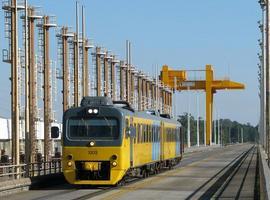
88, 150, 98, 155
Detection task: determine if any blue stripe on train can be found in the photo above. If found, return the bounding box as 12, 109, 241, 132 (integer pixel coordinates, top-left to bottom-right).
152, 121, 160, 161
152, 141, 160, 161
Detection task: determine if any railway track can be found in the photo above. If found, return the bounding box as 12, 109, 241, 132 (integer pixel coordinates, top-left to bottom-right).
5, 144, 257, 200
187, 145, 259, 200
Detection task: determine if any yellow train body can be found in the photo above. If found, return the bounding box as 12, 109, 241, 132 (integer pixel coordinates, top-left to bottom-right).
60, 97, 183, 185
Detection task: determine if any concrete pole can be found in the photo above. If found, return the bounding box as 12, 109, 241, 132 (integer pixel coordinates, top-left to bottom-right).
138, 75, 142, 111
62, 27, 72, 112
120, 61, 125, 100
73, 2, 80, 106
126, 40, 130, 103
82, 6, 89, 98
11, 0, 20, 168
84, 39, 91, 96
111, 56, 117, 100
142, 78, 146, 110
130, 71, 135, 106
43, 16, 56, 161
214, 114, 216, 144
24, 0, 30, 171
28, 8, 40, 163
146, 80, 150, 109
96, 47, 102, 96
196, 92, 200, 146
217, 112, 220, 145
266, 0, 270, 165
73, 33, 79, 105
204, 118, 206, 146
104, 52, 109, 96
187, 88, 191, 148
259, 1, 267, 150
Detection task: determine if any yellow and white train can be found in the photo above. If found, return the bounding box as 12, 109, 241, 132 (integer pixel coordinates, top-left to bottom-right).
51, 97, 183, 185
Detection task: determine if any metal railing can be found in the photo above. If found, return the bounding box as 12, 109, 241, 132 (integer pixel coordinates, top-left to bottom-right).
0, 158, 61, 181
0, 163, 26, 181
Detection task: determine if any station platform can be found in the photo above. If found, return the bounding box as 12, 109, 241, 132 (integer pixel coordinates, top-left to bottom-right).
1, 144, 260, 200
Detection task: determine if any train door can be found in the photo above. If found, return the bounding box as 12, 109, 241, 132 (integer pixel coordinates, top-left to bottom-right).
128, 117, 135, 167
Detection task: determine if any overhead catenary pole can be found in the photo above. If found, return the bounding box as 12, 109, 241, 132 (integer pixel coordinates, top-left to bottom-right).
28, 7, 41, 163
120, 61, 125, 100
84, 39, 92, 96
111, 56, 118, 100
61, 27, 73, 112
96, 47, 102, 96
24, 0, 30, 170
217, 111, 220, 145
196, 92, 200, 146
266, 0, 270, 165
104, 52, 109, 96
82, 5, 89, 97
187, 87, 191, 148
43, 16, 56, 162
138, 73, 142, 111
204, 118, 206, 146
73, 1, 80, 106
10, 0, 20, 169
126, 40, 130, 103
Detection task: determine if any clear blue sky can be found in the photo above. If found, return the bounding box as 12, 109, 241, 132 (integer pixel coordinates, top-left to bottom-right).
0, 0, 260, 125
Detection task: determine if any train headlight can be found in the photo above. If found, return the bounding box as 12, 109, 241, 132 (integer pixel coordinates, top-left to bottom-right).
93, 109, 98, 114
112, 161, 117, 167
88, 109, 93, 114
67, 161, 72, 167
89, 141, 95, 147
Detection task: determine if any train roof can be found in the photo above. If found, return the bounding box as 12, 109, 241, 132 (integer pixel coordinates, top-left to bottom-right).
117, 107, 181, 126
71, 96, 181, 126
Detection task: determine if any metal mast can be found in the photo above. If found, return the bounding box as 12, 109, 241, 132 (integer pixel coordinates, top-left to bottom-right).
126, 40, 130, 103
73, 1, 80, 106
43, 16, 56, 161
82, 5, 89, 97
96, 47, 102, 96
111, 56, 118, 101
2, 0, 24, 168
61, 27, 73, 112
28, 7, 41, 163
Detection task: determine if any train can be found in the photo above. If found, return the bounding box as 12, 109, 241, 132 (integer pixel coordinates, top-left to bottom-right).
51, 96, 184, 185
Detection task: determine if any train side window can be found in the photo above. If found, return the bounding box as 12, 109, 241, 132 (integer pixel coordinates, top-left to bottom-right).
145, 125, 147, 143
147, 125, 149, 143
140, 124, 143, 143
152, 126, 154, 142
142, 124, 144, 143
138, 124, 141, 143
141, 125, 143, 143
149, 125, 151, 142
134, 124, 137, 144
165, 128, 167, 142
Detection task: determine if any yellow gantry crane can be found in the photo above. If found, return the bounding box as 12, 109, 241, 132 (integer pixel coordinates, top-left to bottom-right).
160, 64, 245, 145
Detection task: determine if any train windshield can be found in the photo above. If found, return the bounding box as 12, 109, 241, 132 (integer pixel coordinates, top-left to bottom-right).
67, 117, 119, 140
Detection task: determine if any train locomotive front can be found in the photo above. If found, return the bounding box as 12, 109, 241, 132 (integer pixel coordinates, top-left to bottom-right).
59, 97, 129, 185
